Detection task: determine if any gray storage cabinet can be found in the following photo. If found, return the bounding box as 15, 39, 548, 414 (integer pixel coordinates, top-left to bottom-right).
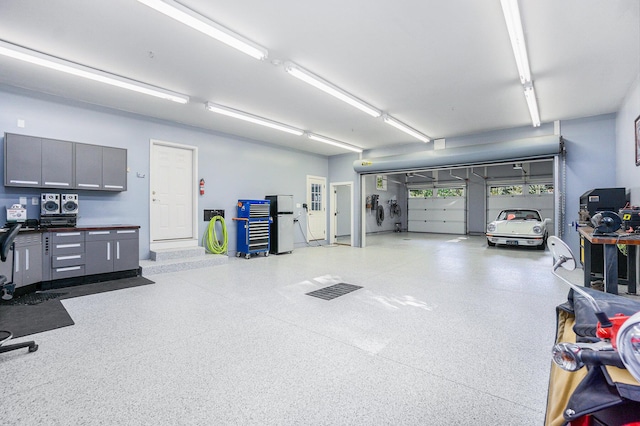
48, 231, 86, 280
4, 133, 42, 187
42, 138, 74, 188
85, 228, 138, 275
14, 233, 43, 287
4, 133, 126, 191
75, 144, 127, 191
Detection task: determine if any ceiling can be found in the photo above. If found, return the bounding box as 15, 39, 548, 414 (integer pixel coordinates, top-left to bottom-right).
0, 0, 638, 156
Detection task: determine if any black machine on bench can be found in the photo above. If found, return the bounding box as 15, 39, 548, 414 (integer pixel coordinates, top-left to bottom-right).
0, 223, 38, 355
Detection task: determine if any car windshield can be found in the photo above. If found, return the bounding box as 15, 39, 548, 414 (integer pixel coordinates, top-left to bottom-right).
497, 210, 541, 221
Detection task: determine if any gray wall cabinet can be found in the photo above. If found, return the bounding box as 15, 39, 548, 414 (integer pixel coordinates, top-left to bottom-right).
4, 133, 126, 191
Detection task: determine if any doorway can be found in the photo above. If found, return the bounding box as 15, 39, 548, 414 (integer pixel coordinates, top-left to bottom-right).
306, 175, 327, 242
150, 140, 198, 250
330, 182, 353, 246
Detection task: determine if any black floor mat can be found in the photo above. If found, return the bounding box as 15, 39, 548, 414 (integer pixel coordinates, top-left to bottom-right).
0, 276, 154, 338
306, 283, 362, 300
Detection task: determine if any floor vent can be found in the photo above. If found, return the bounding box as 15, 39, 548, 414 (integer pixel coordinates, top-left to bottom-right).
306, 283, 362, 300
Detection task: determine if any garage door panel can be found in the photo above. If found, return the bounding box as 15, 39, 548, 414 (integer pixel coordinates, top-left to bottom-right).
408, 196, 466, 234
409, 220, 465, 234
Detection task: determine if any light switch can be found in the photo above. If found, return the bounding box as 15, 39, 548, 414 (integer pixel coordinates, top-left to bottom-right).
17, 119, 25, 128
19, 197, 27, 206
32, 197, 39, 205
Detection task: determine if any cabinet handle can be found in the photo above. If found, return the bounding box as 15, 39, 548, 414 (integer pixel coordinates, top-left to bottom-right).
10, 180, 38, 185
25, 248, 29, 271
89, 231, 110, 235
57, 243, 81, 248
117, 230, 136, 234
78, 183, 100, 188
107, 242, 111, 261
15, 250, 19, 272
56, 232, 82, 237
104, 185, 124, 189
56, 255, 82, 260
57, 266, 81, 272
45, 181, 70, 186
117, 241, 120, 259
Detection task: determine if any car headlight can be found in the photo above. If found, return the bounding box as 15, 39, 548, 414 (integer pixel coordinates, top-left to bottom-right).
616, 312, 640, 383
533, 225, 542, 234
487, 223, 496, 232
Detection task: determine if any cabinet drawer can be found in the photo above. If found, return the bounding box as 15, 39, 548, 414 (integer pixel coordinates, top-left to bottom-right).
52, 241, 85, 256
85, 230, 114, 241
52, 265, 85, 280
52, 253, 86, 268
51, 231, 84, 244
114, 229, 138, 239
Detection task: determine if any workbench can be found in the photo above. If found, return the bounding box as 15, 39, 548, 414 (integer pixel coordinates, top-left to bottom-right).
577, 226, 639, 295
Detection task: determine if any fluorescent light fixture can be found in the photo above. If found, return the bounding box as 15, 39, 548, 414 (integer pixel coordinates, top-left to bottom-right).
205, 102, 304, 136
382, 115, 430, 143
500, 0, 531, 84
0, 40, 189, 104
284, 62, 381, 117
307, 133, 363, 153
137, 0, 267, 60
523, 84, 541, 127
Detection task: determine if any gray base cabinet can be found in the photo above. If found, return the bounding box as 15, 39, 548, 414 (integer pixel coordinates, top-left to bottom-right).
42, 226, 139, 282
0, 233, 43, 288
76, 228, 139, 276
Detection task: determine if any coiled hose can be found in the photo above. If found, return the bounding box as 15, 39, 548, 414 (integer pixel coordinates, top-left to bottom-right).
202, 215, 228, 254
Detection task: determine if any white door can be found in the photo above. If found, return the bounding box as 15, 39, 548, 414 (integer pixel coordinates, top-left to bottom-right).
307, 175, 327, 241
150, 141, 197, 244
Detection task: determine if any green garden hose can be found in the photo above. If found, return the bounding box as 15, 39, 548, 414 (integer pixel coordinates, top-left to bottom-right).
202, 215, 228, 254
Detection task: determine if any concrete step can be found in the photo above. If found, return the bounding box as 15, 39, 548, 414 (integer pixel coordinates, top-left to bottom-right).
150, 246, 206, 262
140, 253, 228, 276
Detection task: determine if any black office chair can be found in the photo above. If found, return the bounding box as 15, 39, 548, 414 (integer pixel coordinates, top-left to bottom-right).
0, 223, 38, 354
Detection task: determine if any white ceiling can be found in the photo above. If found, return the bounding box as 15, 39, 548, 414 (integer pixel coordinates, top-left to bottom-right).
0, 0, 638, 156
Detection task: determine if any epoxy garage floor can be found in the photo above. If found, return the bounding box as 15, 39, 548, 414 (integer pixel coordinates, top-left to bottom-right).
1, 233, 569, 425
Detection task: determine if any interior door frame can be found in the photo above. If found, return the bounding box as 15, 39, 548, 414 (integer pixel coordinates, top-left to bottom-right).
306, 175, 327, 242
149, 139, 199, 251
330, 181, 354, 246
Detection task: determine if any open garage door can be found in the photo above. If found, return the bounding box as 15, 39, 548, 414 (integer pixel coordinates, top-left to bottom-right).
408, 186, 466, 234
487, 182, 555, 234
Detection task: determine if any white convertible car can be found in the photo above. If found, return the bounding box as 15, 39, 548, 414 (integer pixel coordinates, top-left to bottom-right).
486, 208, 549, 249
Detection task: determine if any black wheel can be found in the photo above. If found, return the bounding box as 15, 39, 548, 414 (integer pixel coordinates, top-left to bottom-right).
29, 344, 38, 352
236, 252, 241, 257
245, 254, 251, 259
487, 240, 496, 247
265, 252, 269, 257
537, 235, 547, 250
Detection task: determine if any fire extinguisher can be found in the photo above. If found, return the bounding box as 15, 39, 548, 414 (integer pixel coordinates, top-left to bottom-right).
199, 178, 205, 196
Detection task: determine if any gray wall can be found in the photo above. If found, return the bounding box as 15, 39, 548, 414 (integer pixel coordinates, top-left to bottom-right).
0, 88, 328, 259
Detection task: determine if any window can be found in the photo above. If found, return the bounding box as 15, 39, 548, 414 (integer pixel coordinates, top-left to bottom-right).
529, 184, 554, 195
489, 185, 523, 196
497, 209, 541, 221
437, 187, 464, 197
409, 189, 433, 198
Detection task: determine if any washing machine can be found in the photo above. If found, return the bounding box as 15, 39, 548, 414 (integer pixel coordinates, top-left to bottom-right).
41, 193, 60, 215
61, 194, 79, 214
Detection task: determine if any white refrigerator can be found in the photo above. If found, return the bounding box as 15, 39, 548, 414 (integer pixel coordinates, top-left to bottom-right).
266, 195, 294, 254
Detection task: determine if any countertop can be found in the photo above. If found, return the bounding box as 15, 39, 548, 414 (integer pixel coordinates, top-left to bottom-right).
2, 224, 140, 233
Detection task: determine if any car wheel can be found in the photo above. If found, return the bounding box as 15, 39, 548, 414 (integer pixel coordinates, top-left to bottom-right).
536, 235, 547, 250
487, 239, 496, 247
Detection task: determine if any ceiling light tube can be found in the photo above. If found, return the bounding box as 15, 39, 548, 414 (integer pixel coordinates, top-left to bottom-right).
284, 62, 381, 117
524, 84, 541, 127
205, 102, 304, 136
307, 133, 363, 153
137, 0, 267, 60
382, 115, 430, 143
0, 40, 189, 104
500, 0, 531, 84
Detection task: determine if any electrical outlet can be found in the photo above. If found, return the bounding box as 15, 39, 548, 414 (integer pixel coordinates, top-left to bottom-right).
204, 209, 225, 221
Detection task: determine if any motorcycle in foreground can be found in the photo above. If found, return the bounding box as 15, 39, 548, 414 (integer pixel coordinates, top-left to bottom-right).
545, 236, 640, 426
